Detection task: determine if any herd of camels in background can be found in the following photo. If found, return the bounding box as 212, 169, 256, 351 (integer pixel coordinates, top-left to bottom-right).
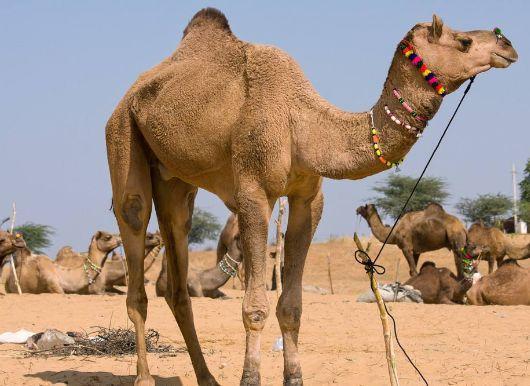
0, 215, 242, 298
0, 203, 528, 306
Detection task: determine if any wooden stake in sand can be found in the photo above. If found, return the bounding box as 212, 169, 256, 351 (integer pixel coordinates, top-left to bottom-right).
354, 232, 399, 386
274, 197, 286, 297
9, 202, 23, 295
326, 253, 334, 294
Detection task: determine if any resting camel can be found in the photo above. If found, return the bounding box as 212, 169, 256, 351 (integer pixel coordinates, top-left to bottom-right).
357, 203, 468, 277
157, 214, 242, 298
105, 8, 517, 385
467, 259, 530, 305
56, 231, 163, 292
105, 233, 163, 292
4, 231, 121, 294
404, 261, 471, 304
467, 222, 530, 273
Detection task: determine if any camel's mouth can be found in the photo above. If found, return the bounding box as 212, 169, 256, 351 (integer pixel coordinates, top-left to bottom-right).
491, 52, 518, 68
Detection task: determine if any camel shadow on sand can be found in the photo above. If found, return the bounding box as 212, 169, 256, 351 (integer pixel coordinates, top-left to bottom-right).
26, 371, 183, 385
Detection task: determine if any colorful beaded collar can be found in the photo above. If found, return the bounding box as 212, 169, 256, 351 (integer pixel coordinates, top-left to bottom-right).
399, 40, 447, 96
369, 109, 403, 169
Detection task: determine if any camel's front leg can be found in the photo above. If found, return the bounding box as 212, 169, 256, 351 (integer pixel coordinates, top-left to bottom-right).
402, 247, 418, 277
277, 187, 323, 385
237, 186, 273, 386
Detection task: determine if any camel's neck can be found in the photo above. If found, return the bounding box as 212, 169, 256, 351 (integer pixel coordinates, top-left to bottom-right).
293, 45, 443, 179
87, 240, 108, 268
144, 244, 162, 271
364, 212, 395, 244
13, 247, 31, 267
200, 254, 242, 291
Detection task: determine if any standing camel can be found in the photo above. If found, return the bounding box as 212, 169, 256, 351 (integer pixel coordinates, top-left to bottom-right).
105, 8, 517, 385
357, 203, 468, 277
467, 222, 530, 273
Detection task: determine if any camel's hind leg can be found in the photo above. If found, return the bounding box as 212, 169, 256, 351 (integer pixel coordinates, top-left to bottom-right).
277, 188, 323, 386
151, 172, 218, 386
106, 108, 153, 386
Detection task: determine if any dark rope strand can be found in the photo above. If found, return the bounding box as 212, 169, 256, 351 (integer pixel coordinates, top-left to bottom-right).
373, 75, 476, 265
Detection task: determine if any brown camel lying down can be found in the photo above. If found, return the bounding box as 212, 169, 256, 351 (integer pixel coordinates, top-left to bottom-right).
404, 261, 472, 304
467, 223, 530, 273
157, 214, 242, 298
357, 203, 468, 277
56, 232, 163, 293
2, 231, 121, 294
467, 259, 530, 305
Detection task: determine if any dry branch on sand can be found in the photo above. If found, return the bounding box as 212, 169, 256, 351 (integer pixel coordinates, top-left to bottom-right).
22, 327, 186, 358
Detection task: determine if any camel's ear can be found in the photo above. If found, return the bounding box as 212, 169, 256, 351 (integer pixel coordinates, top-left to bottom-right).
94, 231, 102, 240
429, 14, 444, 42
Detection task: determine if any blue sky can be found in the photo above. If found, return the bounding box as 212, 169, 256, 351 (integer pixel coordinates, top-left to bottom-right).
1, 1, 528, 254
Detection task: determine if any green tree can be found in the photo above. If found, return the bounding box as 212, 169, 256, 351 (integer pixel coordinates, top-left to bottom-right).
520, 159, 530, 202
519, 201, 530, 223
13, 222, 55, 254
371, 174, 449, 219
455, 193, 511, 226
519, 159, 530, 222
189, 208, 221, 245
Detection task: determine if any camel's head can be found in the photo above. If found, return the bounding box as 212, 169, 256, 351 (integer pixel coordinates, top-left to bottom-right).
0, 231, 25, 264
356, 204, 377, 220
145, 231, 163, 249
404, 15, 518, 93
465, 242, 490, 259
93, 231, 122, 254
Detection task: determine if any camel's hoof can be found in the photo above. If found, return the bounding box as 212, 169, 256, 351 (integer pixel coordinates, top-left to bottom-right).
240, 370, 261, 386
284, 375, 303, 385
134, 375, 155, 386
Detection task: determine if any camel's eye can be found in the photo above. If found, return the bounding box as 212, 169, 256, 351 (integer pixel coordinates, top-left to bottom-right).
457, 37, 472, 52
0, 238, 5, 244
105, 235, 112, 241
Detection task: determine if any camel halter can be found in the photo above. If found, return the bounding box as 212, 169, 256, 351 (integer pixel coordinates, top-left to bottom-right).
370, 39, 451, 169
218, 252, 240, 277
83, 256, 102, 285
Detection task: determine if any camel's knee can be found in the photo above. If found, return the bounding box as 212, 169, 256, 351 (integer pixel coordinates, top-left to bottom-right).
243, 307, 269, 332
165, 287, 191, 318
127, 291, 148, 320
276, 301, 301, 331
120, 194, 146, 232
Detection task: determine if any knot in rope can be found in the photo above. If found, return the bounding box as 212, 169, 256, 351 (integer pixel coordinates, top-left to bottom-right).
354, 249, 386, 275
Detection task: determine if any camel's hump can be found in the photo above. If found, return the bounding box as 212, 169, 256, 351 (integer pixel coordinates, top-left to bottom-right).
183, 8, 231, 38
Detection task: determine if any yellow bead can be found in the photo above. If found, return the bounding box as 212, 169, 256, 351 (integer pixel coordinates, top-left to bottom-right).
386, 161, 392, 167
376, 150, 382, 156
405, 51, 413, 57
422, 69, 431, 76
373, 144, 379, 150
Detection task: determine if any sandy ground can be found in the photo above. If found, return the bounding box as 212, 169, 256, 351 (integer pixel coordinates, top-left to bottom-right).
0, 237, 529, 386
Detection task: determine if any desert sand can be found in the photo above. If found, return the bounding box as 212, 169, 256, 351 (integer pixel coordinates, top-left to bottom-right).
0, 236, 529, 385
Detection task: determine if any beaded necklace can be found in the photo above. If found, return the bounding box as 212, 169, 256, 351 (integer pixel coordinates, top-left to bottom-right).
399, 40, 447, 96
392, 88, 428, 122
369, 109, 403, 169
384, 105, 422, 137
